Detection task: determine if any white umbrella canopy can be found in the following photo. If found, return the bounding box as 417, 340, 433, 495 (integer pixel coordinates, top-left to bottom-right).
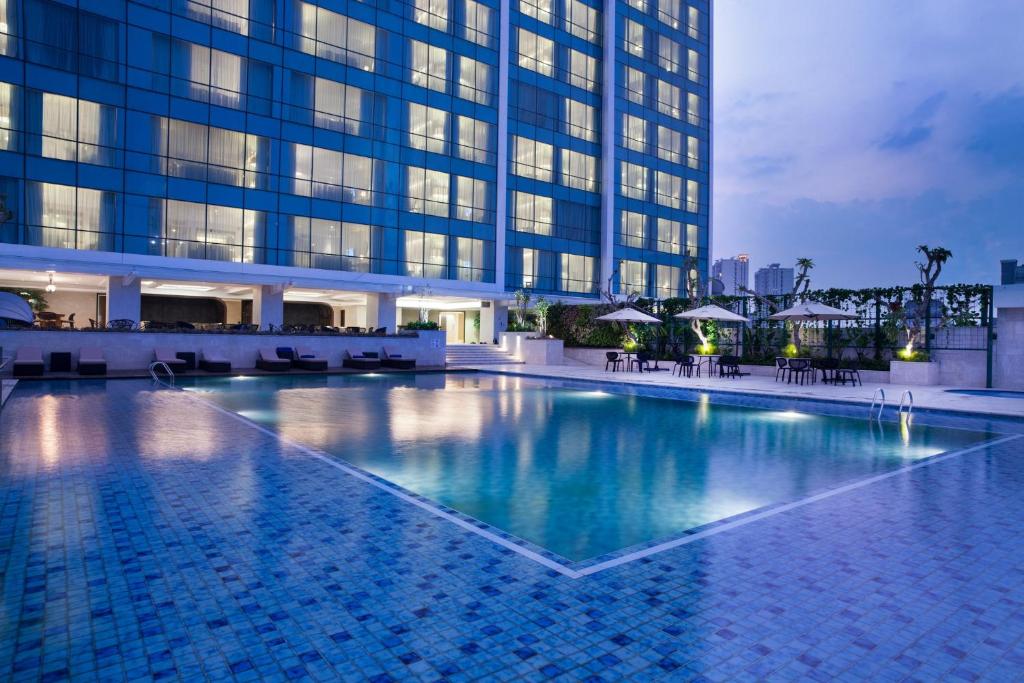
768, 301, 858, 321
0, 292, 33, 324
595, 307, 662, 324
674, 304, 749, 323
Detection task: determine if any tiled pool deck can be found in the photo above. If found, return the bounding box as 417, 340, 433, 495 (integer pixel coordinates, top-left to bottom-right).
3, 378, 1024, 681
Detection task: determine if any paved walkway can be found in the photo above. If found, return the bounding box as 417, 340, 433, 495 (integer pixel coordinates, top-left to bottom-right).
468, 363, 1024, 418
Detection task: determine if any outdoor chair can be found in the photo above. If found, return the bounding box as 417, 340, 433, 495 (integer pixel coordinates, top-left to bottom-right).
78, 347, 107, 375
774, 357, 789, 382
13, 347, 44, 377
295, 347, 329, 371
630, 351, 652, 373
382, 347, 416, 369
153, 348, 188, 373
343, 350, 382, 370
256, 348, 290, 371
672, 353, 698, 378
835, 361, 862, 386
199, 350, 231, 373
604, 351, 623, 372
107, 319, 135, 330
717, 355, 749, 379
63, 313, 76, 329
787, 358, 813, 385
813, 358, 840, 384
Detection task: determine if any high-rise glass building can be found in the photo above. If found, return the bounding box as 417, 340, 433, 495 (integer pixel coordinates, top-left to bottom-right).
0, 0, 709, 340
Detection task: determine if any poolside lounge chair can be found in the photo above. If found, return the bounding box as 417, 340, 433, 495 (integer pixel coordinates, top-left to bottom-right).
256, 348, 290, 372
154, 348, 188, 373
381, 347, 416, 369
295, 347, 329, 371
13, 347, 44, 377
200, 350, 231, 373
342, 350, 381, 370
78, 347, 107, 375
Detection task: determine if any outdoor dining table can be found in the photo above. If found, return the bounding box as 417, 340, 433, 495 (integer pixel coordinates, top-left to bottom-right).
694, 354, 720, 376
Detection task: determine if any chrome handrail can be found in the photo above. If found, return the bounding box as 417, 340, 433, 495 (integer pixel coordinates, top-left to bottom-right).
149, 361, 175, 387
869, 388, 885, 421
898, 389, 914, 416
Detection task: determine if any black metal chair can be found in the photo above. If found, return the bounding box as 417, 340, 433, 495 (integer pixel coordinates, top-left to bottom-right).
673, 353, 698, 378
835, 361, 862, 386
717, 355, 748, 379
630, 351, 652, 373
604, 351, 623, 372
774, 357, 789, 382
787, 358, 813, 385
814, 358, 840, 384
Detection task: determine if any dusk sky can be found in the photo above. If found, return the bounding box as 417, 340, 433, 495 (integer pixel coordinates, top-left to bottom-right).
713, 0, 1024, 288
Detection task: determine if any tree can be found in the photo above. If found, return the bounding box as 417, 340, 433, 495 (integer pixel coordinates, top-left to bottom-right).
533, 296, 551, 336
793, 258, 814, 298
904, 245, 953, 356
512, 289, 532, 329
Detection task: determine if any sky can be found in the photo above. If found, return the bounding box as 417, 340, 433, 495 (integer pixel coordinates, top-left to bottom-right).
712, 0, 1024, 288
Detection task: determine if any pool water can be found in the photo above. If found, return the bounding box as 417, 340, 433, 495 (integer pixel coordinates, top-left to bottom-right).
180, 373, 992, 562
946, 389, 1024, 399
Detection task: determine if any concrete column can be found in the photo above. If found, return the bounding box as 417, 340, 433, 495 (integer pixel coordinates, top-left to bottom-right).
106, 275, 141, 325
365, 293, 399, 333
252, 284, 284, 330
479, 300, 508, 345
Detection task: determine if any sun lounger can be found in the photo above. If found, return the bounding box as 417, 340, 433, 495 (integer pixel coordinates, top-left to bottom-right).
256, 348, 290, 371
200, 350, 231, 373
78, 347, 107, 375
381, 347, 416, 369
342, 350, 381, 370
13, 347, 44, 377
295, 347, 328, 371
154, 348, 188, 372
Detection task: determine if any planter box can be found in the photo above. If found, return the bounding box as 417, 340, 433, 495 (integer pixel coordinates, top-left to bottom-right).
889, 360, 940, 386
499, 331, 564, 365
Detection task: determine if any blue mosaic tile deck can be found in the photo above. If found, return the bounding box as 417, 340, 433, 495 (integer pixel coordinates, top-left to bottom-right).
2, 378, 1024, 681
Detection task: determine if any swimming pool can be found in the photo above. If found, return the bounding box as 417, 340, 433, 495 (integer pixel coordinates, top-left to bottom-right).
177, 373, 996, 563
946, 388, 1024, 399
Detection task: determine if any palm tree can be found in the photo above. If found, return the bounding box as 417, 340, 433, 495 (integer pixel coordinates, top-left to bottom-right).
793, 258, 815, 298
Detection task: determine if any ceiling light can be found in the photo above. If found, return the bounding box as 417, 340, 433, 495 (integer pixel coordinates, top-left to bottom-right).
141, 280, 156, 286
45, 272, 56, 293
155, 284, 215, 292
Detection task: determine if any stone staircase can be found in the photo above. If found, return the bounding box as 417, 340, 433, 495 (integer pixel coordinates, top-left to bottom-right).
445, 344, 521, 367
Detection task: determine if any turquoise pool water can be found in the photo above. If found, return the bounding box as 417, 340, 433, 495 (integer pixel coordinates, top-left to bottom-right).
181, 373, 993, 561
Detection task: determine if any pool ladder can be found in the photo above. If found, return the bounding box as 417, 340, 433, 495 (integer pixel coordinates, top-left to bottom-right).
898, 390, 914, 417
149, 361, 175, 387
868, 388, 885, 421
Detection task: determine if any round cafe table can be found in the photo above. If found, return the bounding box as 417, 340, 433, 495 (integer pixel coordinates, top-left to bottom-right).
694, 354, 720, 376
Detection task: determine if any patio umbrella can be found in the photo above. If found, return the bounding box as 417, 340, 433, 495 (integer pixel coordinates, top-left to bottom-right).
595, 307, 662, 323
768, 301, 858, 321
0, 292, 33, 325
674, 304, 749, 354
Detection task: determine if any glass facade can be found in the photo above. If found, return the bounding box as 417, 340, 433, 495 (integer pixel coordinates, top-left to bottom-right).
0, 0, 709, 299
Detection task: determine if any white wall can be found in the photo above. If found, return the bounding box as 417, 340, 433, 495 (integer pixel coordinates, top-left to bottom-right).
39, 290, 100, 328
994, 308, 1024, 389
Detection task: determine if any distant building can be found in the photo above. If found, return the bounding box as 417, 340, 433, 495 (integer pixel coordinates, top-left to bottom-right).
1001, 260, 1024, 285
712, 254, 749, 295
754, 263, 794, 296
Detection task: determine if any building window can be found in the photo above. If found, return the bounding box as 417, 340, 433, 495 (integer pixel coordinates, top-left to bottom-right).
512, 136, 553, 182
342, 154, 374, 205
411, 40, 448, 92
564, 0, 600, 43
620, 211, 645, 248
687, 135, 699, 168
688, 48, 700, 82
407, 166, 450, 216
314, 78, 364, 135
623, 114, 646, 153
620, 260, 647, 296
518, 29, 554, 77
620, 162, 647, 200
560, 253, 595, 294
565, 99, 596, 142
688, 92, 701, 126
457, 55, 492, 105
568, 50, 598, 92
455, 115, 492, 163
656, 125, 681, 163
408, 102, 449, 154
0, 82, 17, 151
404, 230, 447, 278
522, 247, 538, 288
688, 6, 700, 40
24, 1, 119, 80
656, 264, 681, 298
658, 35, 680, 74
414, 0, 449, 32
462, 0, 493, 46
294, 218, 372, 272
625, 67, 645, 104
454, 176, 489, 222
656, 217, 681, 254
295, 2, 376, 71
314, 146, 344, 200
25, 181, 116, 252
456, 237, 486, 281
512, 191, 553, 235
657, 79, 681, 118
687, 179, 699, 212
657, 0, 681, 29
655, 170, 682, 208
625, 20, 644, 57
183, 0, 250, 36
560, 149, 597, 192
520, 0, 553, 24
627, 0, 648, 13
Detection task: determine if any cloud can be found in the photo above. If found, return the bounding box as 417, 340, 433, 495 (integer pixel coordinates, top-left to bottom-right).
877, 92, 946, 151
737, 154, 795, 178
966, 89, 1024, 171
